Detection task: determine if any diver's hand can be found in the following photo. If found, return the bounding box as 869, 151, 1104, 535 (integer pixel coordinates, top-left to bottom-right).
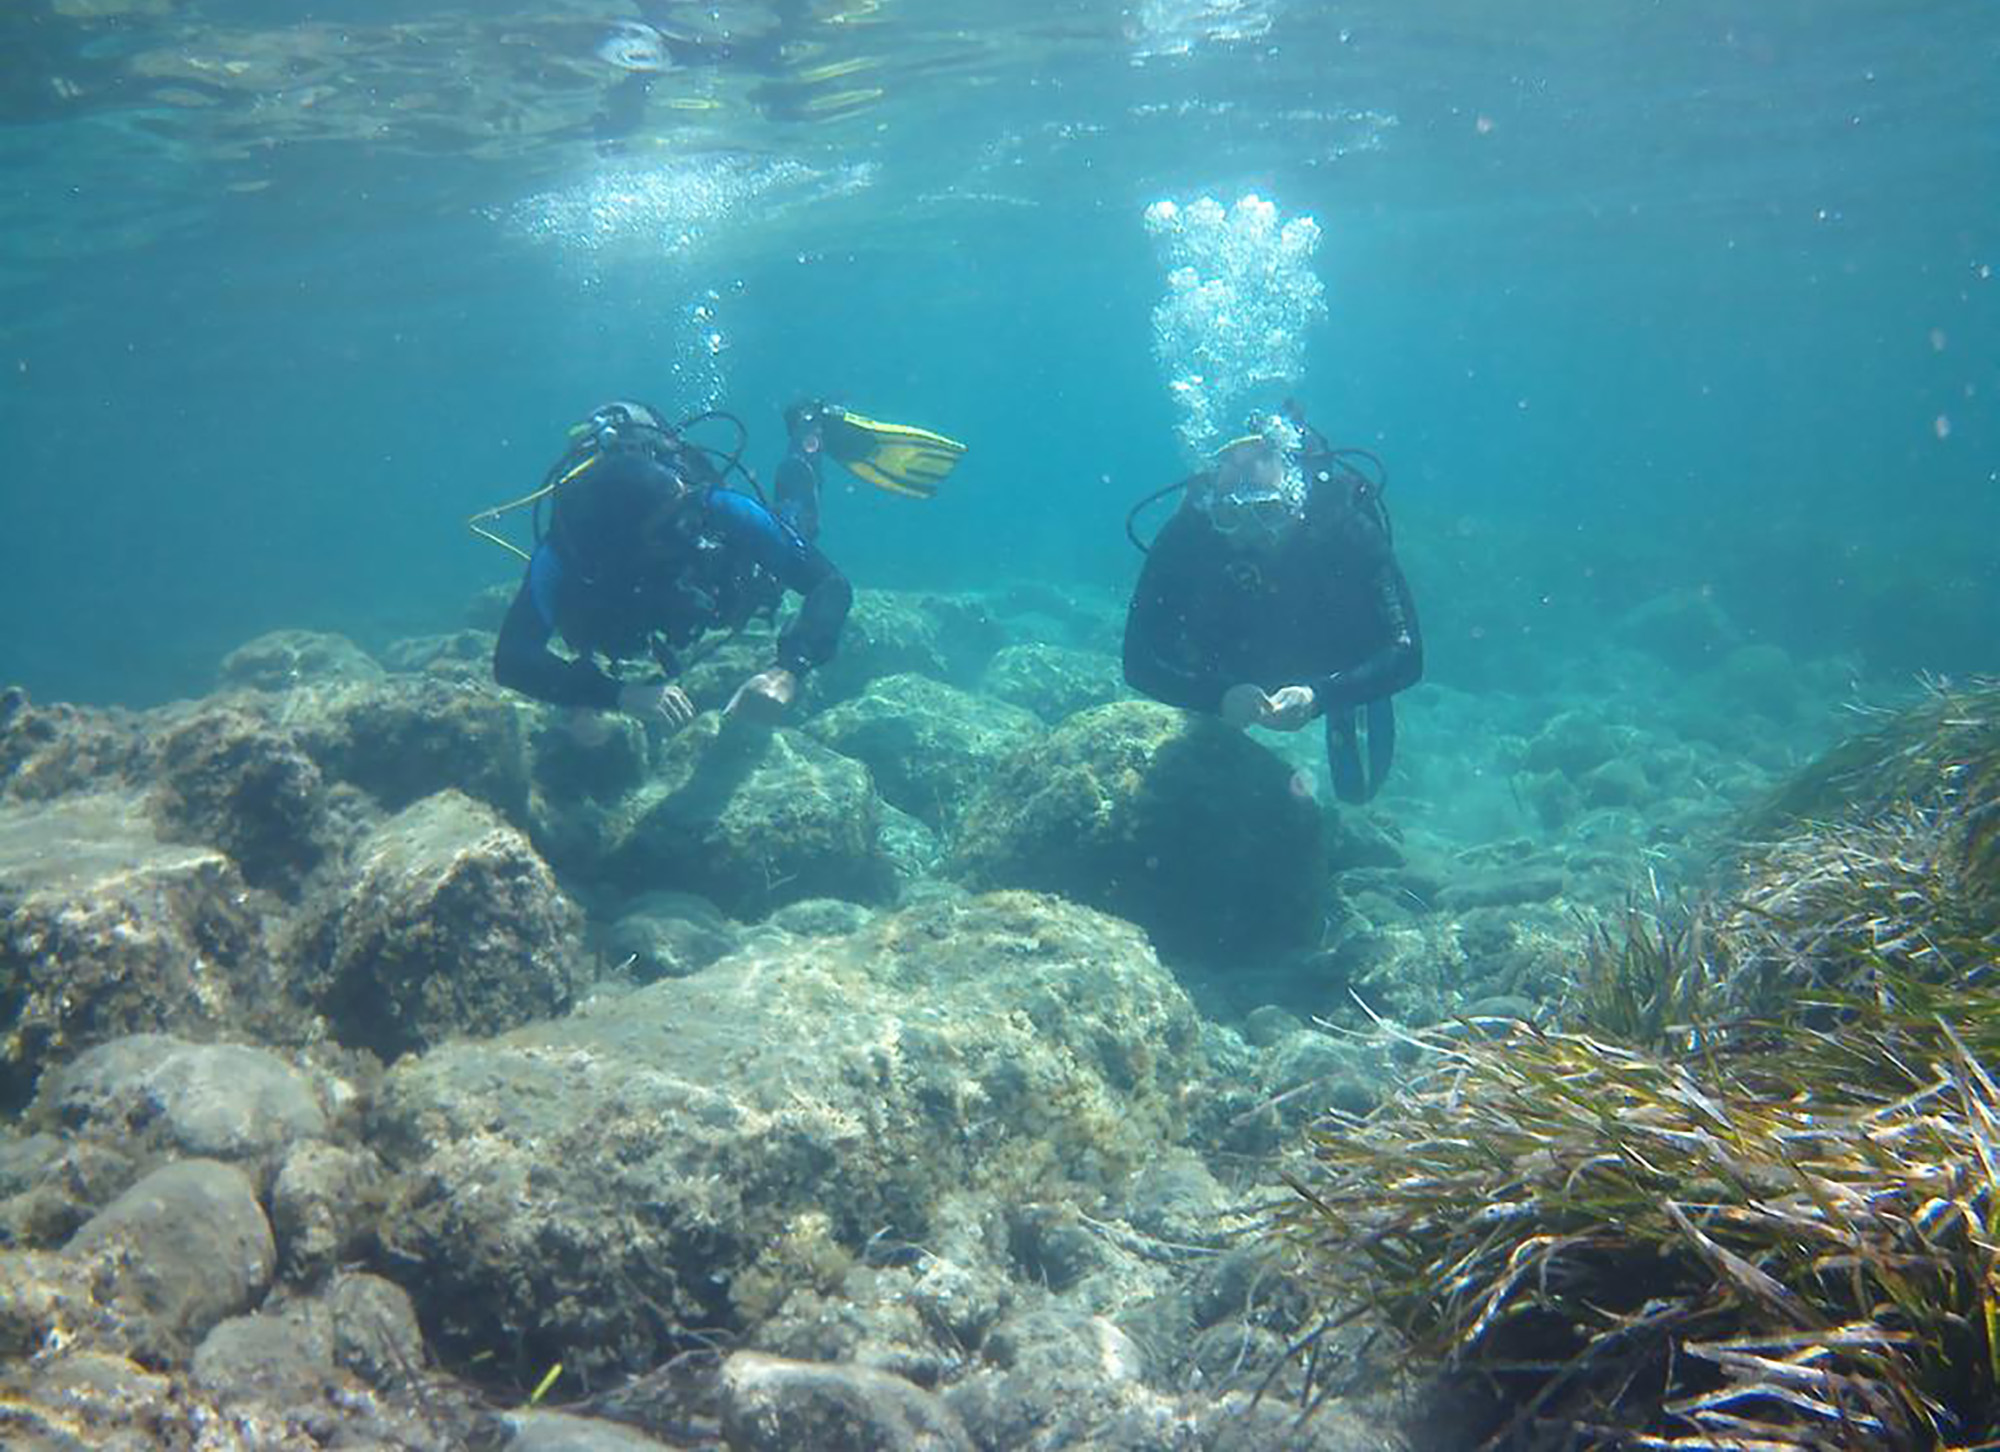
617, 681, 697, 730
1220, 683, 1272, 729
1264, 685, 1318, 731
725, 667, 798, 723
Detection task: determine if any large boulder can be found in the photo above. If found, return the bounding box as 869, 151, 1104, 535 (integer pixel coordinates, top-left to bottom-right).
0, 687, 141, 803
217, 629, 384, 692
301, 790, 584, 1061
979, 643, 1127, 726
36, 1034, 330, 1176
952, 702, 1325, 963
594, 715, 894, 917
720, 1352, 974, 1451
808, 591, 1007, 706
292, 675, 531, 821
148, 702, 340, 894
65, 1159, 275, 1360
804, 674, 1044, 832
368, 892, 1204, 1380
0, 793, 280, 1110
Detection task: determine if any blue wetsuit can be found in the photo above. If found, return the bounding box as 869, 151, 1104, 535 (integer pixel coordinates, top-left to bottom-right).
494, 480, 852, 711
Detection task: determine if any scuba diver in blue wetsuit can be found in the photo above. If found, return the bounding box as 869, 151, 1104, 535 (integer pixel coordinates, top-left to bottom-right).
1122, 406, 1422, 804
488, 401, 852, 727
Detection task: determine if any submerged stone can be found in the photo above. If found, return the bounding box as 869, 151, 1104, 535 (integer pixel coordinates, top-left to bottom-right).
952, 701, 1325, 964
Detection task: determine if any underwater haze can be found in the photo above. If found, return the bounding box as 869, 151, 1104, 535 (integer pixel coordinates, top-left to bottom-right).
2, 0, 1994, 706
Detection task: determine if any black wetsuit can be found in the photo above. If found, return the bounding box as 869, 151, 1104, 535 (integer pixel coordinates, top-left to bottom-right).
494, 463, 851, 710
1123, 459, 1422, 801
772, 439, 823, 543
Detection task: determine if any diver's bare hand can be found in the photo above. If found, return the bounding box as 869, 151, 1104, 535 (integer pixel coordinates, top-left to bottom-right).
1220, 683, 1272, 729
618, 681, 697, 730
725, 667, 798, 723
1264, 685, 1318, 731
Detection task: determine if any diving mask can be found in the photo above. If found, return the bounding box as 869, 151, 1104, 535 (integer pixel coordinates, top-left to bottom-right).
1202, 433, 1304, 541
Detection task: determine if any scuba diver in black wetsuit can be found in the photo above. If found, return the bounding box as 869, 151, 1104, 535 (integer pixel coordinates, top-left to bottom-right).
773, 399, 829, 542
1122, 407, 1423, 804
489, 401, 852, 728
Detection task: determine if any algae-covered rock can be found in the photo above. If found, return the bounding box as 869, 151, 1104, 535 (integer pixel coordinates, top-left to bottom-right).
952, 701, 1324, 963
980, 643, 1127, 725
292, 674, 530, 820
148, 702, 337, 894
808, 590, 1007, 706
368, 892, 1203, 1380
303, 789, 583, 1061
805, 673, 1044, 831
271, 1140, 383, 1282
598, 715, 893, 917
0, 793, 277, 1109
600, 891, 743, 982
0, 1132, 135, 1248
0, 687, 141, 803
218, 629, 384, 692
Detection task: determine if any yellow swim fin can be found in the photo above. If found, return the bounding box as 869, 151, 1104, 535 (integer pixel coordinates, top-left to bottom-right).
820, 408, 966, 499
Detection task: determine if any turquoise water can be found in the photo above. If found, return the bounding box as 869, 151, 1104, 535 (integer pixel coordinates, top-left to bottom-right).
1, 0, 1994, 706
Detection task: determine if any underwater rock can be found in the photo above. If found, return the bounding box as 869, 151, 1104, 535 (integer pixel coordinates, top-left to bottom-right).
1578, 755, 1650, 809
529, 699, 652, 803
181, 1273, 470, 1443
0, 1247, 113, 1361
367, 892, 1202, 1381
1611, 588, 1740, 669
148, 702, 339, 894
600, 890, 743, 982
595, 714, 893, 918
764, 896, 877, 938
805, 673, 1044, 831
1434, 866, 1566, 913
719, 1351, 975, 1451
0, 1349, 179, 1442
191, 1307, 339, 1413
0, 792, 276, 1110
380, 628, 497, 678
271, 1140, 383, 1283
879, 802, 945, 891
986, 581, 1124, 654
38, 1034, 329, 1177
0, 1131, 135, 1248
979, 642, 1127, 725
66, 1158, 274, 1360
504, 1409, 690, 1450
218, 629, 385, 692
321, 1270, 427, 1392
292, 674, 531, 821
1520, 708, 1626, 778
302, 789, 584, 1062
943, 1308, 1149, 1446
808, 590, 1007, 706
0, 687, 141, 803
952, 701, 1325, 964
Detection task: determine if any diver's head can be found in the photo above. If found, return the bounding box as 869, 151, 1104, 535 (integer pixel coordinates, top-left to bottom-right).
784, 398, 831, 452
1195, 431, 1304, 545
552, 448, 703, 577
581, 400, 672, 449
